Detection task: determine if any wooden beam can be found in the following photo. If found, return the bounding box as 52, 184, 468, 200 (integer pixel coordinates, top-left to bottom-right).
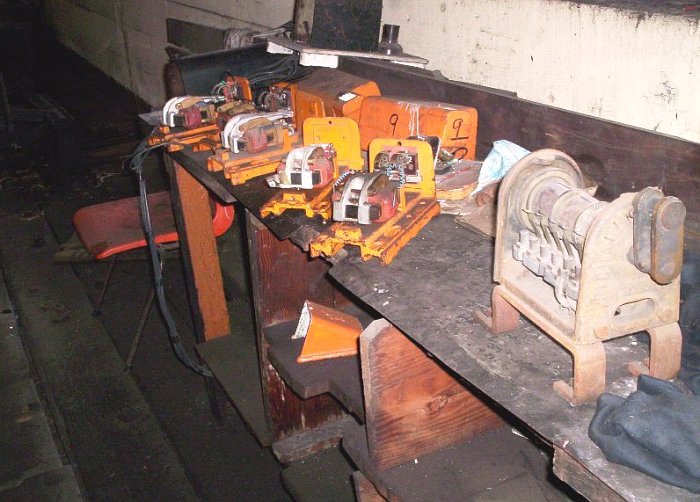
352, 471, 387, 502
553, 446, 625, 502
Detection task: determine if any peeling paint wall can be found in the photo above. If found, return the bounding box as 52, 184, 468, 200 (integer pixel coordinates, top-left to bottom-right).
43, 0, 294, 105
382, 0, 700, 143
44, 0, 699, 143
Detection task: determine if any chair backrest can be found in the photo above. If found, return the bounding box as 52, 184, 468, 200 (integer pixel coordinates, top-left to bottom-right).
212, 200, 235, 237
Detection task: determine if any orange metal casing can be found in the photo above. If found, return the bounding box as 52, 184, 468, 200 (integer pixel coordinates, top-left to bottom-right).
232, 76, 253, 101
358, 97, 478, 161
294, 301, 363, 363
207, 129, 301, 185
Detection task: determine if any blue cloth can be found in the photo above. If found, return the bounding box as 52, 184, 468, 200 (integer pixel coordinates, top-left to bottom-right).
680, 254, 700, 395
589, 375, 700, 493
474, 140, 530, 194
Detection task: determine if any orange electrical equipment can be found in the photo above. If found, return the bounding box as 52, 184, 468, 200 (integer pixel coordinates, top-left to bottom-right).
310, 138, 441, 265
260, 117, 364, 220
232, 76, 253, 101
147, 124, 221, 152
358, 97, 478, 161
293, 68, 380, 127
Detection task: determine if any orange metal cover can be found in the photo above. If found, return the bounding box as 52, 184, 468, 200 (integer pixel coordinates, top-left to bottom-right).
293, 301, 363, 363
358, 96, 478, 161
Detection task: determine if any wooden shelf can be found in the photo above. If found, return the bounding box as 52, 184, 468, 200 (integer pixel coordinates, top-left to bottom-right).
265, 309, 372, 422
197, 335, 272, 446
331, 215, 695, 501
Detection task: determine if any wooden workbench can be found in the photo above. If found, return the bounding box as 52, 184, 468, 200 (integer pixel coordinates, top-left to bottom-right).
164, 59, 700, 502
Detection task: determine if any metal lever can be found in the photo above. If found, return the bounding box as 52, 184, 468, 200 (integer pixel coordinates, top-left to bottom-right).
632, 187, 685, 284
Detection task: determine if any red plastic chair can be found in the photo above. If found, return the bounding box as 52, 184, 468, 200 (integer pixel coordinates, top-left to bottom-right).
73, 191, 234, 370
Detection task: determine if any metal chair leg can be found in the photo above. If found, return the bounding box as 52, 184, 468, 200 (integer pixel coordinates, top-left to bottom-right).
93, 255, 117, 317
123, 286, 155, 374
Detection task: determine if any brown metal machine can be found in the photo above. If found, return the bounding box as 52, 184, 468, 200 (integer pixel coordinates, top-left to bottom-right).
476, 149, 685, 404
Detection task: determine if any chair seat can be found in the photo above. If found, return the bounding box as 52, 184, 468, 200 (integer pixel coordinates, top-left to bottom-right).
74, 191, 178, 260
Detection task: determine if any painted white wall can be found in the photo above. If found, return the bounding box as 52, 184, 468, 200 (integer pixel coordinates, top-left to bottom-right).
44, 0, 699, 143
382, 0, 700, 143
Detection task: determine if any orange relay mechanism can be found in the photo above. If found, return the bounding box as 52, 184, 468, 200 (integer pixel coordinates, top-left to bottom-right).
309, 137, 441, 265
357, 96, 478, 161
259, 117, 365, 220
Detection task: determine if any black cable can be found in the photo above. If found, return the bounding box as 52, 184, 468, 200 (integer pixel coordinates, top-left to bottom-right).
244, 54, 311, 87
126, 134, 213, 377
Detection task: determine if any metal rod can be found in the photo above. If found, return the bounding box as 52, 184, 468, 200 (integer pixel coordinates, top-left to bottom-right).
123, 287, 155, 374
93, 255, 117, 316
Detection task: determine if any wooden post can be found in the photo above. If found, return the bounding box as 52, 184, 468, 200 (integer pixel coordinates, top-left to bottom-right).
168, 158, 231, 417
247, 212, 346, 440
168, 158, 230, 341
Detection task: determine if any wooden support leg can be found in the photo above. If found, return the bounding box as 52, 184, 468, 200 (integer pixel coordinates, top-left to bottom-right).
474, 286, 521, 334
247, 212, 344, 441
553, 342, 606, 405
628, 322, 682, 380
360, 319, 502, 471
648, 323, 682, 379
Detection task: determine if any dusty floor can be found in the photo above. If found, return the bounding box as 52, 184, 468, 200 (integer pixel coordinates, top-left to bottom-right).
0, 20, 581, 502
0, 22, 290, 501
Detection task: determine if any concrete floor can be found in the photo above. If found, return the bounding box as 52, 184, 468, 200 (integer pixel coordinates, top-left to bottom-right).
0, 22, 581, 502
0, 26, 290, 501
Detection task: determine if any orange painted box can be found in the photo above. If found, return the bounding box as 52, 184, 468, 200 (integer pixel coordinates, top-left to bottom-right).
358, 96, 478, 160
293, 68, 380, 126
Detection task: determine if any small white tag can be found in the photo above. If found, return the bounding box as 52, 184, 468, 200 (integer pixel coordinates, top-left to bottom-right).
337, 92, 357, 102
292, 302, 311, 339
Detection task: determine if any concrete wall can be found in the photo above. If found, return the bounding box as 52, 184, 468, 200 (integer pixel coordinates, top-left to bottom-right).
43, 0, 294, 105
383, 0, 700, 143
45, 0, 699, 143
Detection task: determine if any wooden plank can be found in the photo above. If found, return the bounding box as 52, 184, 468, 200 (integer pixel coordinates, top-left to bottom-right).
169, 159, 230, 342
266, 320, 365, 421
552, 446, 625, 502
360, 320, 502, 471
272, 415, 355, 464
246, 211, 346, 440
196, 336, 272, 446
343, 421, 566, 502
352, 471, 386, 502
339, 58, 700, 225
